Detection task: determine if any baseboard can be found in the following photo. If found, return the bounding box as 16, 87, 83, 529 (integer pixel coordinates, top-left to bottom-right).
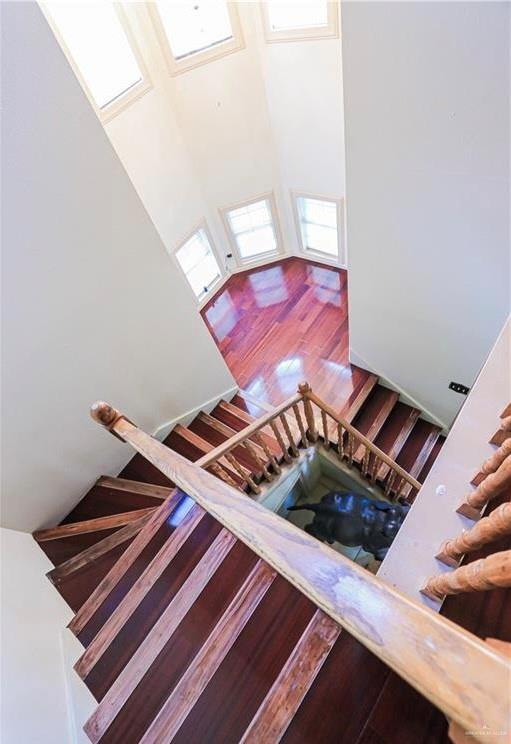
152, 384, 239, 442
349, 349, 449, 434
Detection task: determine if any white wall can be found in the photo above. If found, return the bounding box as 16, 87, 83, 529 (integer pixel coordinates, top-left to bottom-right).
1, 2, 234, 532
380, 316, 511, 609
257, 23, 345, 257
0, 527, 95, 744
343, 1, 510, 427
100, 3, 345, 272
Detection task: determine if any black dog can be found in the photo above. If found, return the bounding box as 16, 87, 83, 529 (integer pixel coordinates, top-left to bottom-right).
288, 491, 409, 561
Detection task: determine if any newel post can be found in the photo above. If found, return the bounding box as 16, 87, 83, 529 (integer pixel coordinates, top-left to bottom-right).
457, 454, 511, 519
90, 401, 132, 442
298, 382, 318, 442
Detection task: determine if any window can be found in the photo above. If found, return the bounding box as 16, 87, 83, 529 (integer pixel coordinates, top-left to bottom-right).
295, 194, 344, 263
261, 1, 339, 42
43, 2, 149, 119
222, 195, 282, 263
149, 1, 244, 75
175, 225, 222, 301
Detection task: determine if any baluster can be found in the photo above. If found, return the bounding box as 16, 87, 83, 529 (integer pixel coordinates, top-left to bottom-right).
208, 462, 242, 492
253, 431, 281, 475
242, 438, 273, 482
347, 432, 355, 466
394, 477, 405, 502
437, 502, 511, 567
500, 415, 511, 433
321, 410, 330, 447
458, 455, 511, 519
370, 455, 380, 484
337, 424, 344, 459
298, 382, 318, 442
421, 549, 511, 601
269, 419, 292, 463
473, 439, 511, 484
384, 470, 397, 498
225, 452, 261, 495
362, 447, 371, 477
292, 403, 308, 448
279, 414, 300, 457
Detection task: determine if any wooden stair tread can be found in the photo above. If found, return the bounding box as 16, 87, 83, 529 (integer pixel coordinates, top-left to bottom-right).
47, 512, 152, 586
281, 633, 390, 744
133, 561, 277, 744
76, 504, 206, 680
396, 420, 442, 498
213, 399, 287, 457
372, 402, 421, 479
233, 391, 274, 418
83, 528, 238, 743
94, 539, 260, 744
45, 538, 134, 614
69, 490, 184, 638
82, 513, 224, 701
118, 451, 174, 488
34, 509, 156, 542
339, 374, 379, 423
351, 386, 399, 461
417, 435, 445, 483
189, 413, 265, 479
95, 476, 171, 500
164, 428, 205, 462
36, 527, 124, 570
173, 578, 320, 744
164, 425, 247, 489
240, 610, 341, 743
61, 480, 169, 525
196, 411, 268, 462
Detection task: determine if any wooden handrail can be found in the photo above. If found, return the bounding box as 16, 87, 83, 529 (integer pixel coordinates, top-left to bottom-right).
436, 502, 511, 567
91, 401, 511, 742
422, 549, 511, 601
303, 388, 422, 491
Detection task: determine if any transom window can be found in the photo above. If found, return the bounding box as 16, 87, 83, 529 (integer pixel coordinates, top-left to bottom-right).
43, 2, 149, 118
295, 195, 343, 262
223, 196, 281, 263
261, 1, 339, 42
175, 226, 222, 301
150, 1, 244, 75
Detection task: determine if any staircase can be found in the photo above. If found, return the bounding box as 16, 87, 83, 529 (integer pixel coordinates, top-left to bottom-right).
118, 385, 444, 501
32, 385, 457, 743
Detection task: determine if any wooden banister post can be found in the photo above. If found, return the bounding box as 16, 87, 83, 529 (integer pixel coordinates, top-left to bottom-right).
437, 502, 511, 567
90, 401, 132, 441
298, 382, 318, 442
458, 455, 511, 519
500, 415, 511, 433
472, 438, 511, 485
421, 549, 511, 601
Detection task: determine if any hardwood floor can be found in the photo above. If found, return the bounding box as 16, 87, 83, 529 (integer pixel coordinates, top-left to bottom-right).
201, 257, 371, 407
35, 256, 506, 743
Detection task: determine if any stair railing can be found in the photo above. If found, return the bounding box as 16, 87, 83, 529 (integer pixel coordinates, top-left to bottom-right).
196, 390, 305, 495
90, 399, 510, 743
190, 382, 421, 501
299, 382, 422, 500
422, 407, 511, 602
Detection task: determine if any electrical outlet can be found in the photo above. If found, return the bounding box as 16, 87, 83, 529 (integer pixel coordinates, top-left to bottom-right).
449, 381, 470, 395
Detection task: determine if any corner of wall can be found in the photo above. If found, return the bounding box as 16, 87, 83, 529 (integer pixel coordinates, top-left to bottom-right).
349, 347, 450, 433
